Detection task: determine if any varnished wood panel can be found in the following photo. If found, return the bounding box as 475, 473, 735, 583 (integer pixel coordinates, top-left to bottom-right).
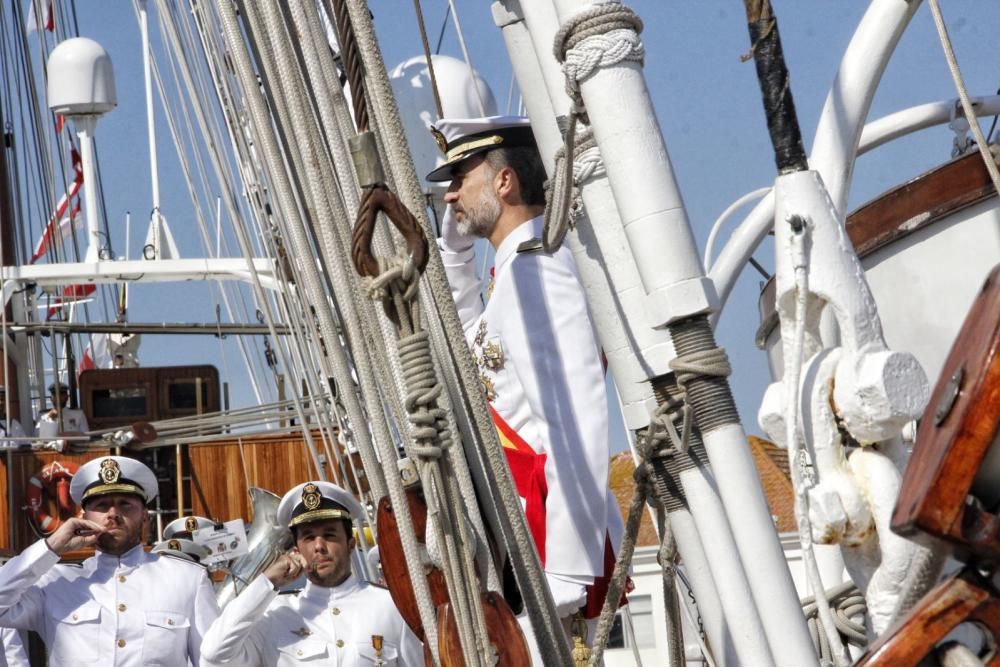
892, 265, 1000, 555
187, 434, 319, 524
0, 449, 110, 553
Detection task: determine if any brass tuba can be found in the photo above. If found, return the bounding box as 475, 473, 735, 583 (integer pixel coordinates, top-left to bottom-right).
215, 487, 292, 607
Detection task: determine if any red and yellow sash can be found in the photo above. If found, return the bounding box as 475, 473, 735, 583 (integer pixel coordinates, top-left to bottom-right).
489, 405, 629, 618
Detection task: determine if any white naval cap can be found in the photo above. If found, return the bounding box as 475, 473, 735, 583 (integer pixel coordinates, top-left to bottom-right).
276, 481, 364, 529
69, 455, 158, 505
425, 115, 536, 182
152, 537, 211, 564
163, 515, 215, 540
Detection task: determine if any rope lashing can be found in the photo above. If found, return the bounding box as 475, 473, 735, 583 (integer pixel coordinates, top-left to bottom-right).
545, 4, 643, 253
543, 126, 606, 252
801, 581, 869, 664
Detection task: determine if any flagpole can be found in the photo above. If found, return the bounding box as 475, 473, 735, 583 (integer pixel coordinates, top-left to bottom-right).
139, 0, 162, 258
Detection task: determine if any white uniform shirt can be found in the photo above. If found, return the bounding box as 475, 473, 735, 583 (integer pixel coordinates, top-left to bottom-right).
202, 573, 422, 665
0, 628, 29, 667
440, 215, 619, 583
36, 408, 88, 438
0, 539, 220, 666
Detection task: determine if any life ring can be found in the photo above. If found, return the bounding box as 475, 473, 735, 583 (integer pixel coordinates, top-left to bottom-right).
25, 461, 79, 534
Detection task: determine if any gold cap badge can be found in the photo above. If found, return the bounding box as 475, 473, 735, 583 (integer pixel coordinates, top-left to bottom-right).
100, 459, 121, 484
185, 517, 198, 533
168, 539, 181, 550
430, 126, 448, 155
302, 483, 322, 511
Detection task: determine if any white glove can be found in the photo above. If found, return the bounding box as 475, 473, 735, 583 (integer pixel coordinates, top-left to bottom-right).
439, 204, 474, 252
545, 573, 587, 618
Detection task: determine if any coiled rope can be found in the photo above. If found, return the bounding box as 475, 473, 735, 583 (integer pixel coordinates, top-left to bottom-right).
801, 581, 868, 665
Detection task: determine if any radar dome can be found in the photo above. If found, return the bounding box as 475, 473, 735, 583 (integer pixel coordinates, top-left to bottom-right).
47, 37, 117, 116
390, 55, 497, 189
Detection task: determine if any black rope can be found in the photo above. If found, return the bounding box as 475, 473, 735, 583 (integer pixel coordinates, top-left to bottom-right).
742, 1, 808, 173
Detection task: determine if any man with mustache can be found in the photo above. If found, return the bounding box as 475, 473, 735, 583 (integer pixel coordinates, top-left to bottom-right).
0, 455, 219, 665
428, 116, 625, 654
200, 481, 422, 665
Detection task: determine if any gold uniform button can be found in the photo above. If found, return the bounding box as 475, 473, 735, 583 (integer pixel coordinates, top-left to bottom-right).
71, 613, 78, 621
336, 640, 344, 648
297, 650, 303, 656
118, 575, 127, 583
331, 607, 340, 615
118, 603, 127, 612
117, 639, 126, 648
167, 619, 175, 626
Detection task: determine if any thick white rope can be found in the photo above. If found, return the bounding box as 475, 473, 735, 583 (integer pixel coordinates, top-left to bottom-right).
785, 219, 850, 667
928, 0, 1000, 196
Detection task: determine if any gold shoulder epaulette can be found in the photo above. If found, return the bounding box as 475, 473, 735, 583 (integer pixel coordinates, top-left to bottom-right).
516, 238, 546, 254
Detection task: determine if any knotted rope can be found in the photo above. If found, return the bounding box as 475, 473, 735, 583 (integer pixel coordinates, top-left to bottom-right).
589, 404, 688, 667
546, 4, 643, 253
543, 126, 606, 252
354, 184, 494, 664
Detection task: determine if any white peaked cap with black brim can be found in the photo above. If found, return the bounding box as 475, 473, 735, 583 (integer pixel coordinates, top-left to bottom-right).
277, 481, 364, 529
163, 515, 215, 540
69, 455, 158, 505
425, 115, 536, 182
152, 537, 212, 564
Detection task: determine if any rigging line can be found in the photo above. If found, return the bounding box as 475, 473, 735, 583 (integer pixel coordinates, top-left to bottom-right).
445, 0, 486, 117
433, 3, 450, 55
161, 0, 296, 403
244, 0, 397, 504
928, 0, 1000, 196
411, 0, 443, 120
148, 2, 270, 405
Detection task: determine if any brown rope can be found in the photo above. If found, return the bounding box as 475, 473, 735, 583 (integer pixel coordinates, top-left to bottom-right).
327, 0, 370, 132
352, 184, 429, 280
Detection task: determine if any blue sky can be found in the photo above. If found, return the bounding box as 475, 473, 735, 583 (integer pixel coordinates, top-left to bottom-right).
64, 1, 1000, 452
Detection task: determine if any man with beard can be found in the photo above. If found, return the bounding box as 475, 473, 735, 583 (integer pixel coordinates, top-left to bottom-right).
0, 455, 219, 665
428, 116, 625, 652
200, 481, 422, 665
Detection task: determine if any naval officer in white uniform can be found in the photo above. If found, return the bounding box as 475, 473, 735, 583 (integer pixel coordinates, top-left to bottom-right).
36, 381, 88, 438
0, 455, 220, 665
200, 481, 422, 665
428, 116, 625, 640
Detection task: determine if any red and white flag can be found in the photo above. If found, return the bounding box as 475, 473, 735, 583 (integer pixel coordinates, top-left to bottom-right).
79, 333, 113, 374
25, 0, 54, 33
45, 283, 97, 320
31, 148, 83, 264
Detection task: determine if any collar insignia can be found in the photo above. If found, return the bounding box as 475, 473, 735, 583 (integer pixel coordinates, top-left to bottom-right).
100, 459, 121, 484
302, 483, 322, 511
291, 626, 313, 638
185, 517, 198, 533
430, 126, 448, 155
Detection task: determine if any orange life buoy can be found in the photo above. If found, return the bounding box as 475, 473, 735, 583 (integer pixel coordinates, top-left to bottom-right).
25, 461, 79, 534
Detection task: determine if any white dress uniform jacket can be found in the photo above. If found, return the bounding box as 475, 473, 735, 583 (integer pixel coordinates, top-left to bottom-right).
0, 539, 220, 666
201, 573, 422, 665
440, 215, 619, 586
0, 628, 29, 667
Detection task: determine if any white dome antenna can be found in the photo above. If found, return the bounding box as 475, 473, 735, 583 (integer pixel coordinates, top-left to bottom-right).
47, 37, 117, 116
46, 38, 117, 263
